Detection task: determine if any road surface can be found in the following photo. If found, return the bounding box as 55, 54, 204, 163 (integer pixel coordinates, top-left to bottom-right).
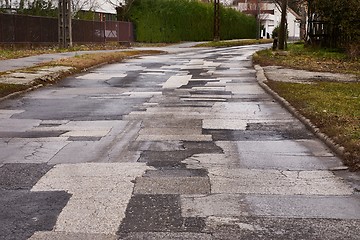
0, 44, 359, 239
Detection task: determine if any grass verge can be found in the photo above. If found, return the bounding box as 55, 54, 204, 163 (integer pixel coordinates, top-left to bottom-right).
254, 43, 360, 76
0, 83, 29, 98
195, 39, 272, 48
0, 43, 128, 60
257, 44, 360, 170
45, 50, 162, 70
266, 80, 360, 170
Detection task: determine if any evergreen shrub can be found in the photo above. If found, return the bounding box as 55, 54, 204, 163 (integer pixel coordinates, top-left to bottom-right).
127, 0, 256, 42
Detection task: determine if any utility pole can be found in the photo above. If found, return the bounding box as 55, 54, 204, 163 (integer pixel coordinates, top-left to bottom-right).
213, 0, 220, 41
58, 0, 72, 48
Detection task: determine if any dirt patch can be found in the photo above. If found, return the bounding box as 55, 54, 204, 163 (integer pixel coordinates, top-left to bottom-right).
263, 66, 359, 84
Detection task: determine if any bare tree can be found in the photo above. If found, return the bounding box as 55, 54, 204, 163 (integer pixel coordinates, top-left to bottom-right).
105, 0, 134, 20
72, 0, 100, 16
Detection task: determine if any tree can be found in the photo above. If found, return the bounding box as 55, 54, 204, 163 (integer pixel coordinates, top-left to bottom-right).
307, 0, 360, 56
274, 0, 288, 50
17, 0, 57, 17
72, 0, 99, 17
105, 0, 135, 21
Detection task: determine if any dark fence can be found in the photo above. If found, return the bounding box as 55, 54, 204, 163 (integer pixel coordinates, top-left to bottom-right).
307, 20, 352, 49
0, 13, 134, 46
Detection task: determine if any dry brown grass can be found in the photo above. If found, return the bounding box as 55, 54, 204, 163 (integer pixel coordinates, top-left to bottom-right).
47, 50, 162, 70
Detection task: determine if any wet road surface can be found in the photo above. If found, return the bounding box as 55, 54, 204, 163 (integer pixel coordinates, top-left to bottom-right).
0, 44, 359, 239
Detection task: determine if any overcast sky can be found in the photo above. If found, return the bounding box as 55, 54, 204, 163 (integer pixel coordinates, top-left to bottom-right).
86, 0, 232, 15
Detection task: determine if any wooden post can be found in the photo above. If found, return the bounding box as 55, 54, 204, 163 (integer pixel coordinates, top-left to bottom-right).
213, 0, 220, 41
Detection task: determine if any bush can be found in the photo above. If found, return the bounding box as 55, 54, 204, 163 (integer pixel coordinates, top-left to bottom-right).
127, 0, 256, 43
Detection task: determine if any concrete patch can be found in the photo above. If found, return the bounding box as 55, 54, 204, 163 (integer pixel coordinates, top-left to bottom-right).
203, 119, 248, 130
129, 141, 184, 151
181, 194, 249, 218
136, 134, 212, 142
181, 97, 227, 102
60, 130, 110, 137
162, 75, 192, 89
31, 163, 152, 235
234, 140, 343, 170
119, 232, 212, 240
0, 130, 68, 138
225, 83, 265, 95
246, 195, 360, 219
67, 136, 102, 141
139, 127, 202, 136
182, 153, 239, 169
29, 232, 118, 240
207, 216, 360, 240
141, 119, 202, 129
48, 120, 141, 164
121, 91, 162, 98
0, 119, 41, 132
133, 176, 211, 195
209, 168, 353, 195
191, 87, 226, 91
144, 169, 208, 178
0, 109, 24, 119
0, 139, 69, 164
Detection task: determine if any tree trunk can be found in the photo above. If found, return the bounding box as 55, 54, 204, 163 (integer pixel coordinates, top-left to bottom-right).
278, 0, 288, 50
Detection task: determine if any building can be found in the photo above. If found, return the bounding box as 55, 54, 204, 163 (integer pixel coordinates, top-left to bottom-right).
232, 0, 301, 39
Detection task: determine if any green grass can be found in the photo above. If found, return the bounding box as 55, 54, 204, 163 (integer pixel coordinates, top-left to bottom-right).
256, 43, 360, 170
266, 80, 360, 170
0, 83, 29, 98
254, 43, 360, 76
195, 39, 272, 48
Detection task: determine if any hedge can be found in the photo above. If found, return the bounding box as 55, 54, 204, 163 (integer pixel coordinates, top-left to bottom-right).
127, 0, 256, 42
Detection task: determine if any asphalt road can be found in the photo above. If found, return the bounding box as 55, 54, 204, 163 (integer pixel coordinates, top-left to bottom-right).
0, 44, 359, 240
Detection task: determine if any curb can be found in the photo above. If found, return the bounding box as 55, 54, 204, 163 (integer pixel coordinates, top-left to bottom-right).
0, 60, 118, 102
254, 64, 346, 159
0, 84, 44, 102
0, 68, 74, 102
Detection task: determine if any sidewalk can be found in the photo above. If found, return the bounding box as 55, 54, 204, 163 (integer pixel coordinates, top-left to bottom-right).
0, 42, 205, 73
0, 43, 208, 95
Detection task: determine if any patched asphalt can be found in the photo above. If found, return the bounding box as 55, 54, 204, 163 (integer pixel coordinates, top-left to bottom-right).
0, 44, 359, 239
0, 163, 70, 240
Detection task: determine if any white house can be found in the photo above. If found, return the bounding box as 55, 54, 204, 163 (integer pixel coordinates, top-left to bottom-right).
232, 0, 301, 39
